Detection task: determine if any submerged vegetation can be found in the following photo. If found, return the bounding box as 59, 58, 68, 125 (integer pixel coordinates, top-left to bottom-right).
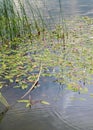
0, 0, 93, 108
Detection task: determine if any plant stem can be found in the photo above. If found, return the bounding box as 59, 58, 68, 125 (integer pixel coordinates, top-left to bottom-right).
21, 63, 42, 99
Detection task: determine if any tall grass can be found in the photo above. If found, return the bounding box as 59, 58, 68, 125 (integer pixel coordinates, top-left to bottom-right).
58, 0, 68, 50
0, 0, 48, 47
0, 0, 67, 48
0, 0, 21, 43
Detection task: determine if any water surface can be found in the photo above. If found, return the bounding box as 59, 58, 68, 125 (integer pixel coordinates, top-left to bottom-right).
0, 77, 93, 130
1, 0, 93, 130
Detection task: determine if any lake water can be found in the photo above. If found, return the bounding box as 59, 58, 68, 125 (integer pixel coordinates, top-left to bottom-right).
24, 0, 93, 17
0, 0, 93, 130
13, 0, 93, 28
0, 77, 93, 130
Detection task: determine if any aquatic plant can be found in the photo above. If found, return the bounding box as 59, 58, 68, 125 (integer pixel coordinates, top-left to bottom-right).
0, 17, 93, 91
0, 0, 47, 48
0, 0, 93, 108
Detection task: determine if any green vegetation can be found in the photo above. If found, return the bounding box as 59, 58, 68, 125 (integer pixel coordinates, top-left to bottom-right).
0, 0, 93, 108
0, 0, 46, 46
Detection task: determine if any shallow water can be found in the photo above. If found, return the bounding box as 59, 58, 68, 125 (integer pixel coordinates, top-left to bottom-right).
13, 0, 93, 29
1, 0, 93, 130
24, 0, 93, 17
0, 77, 93, 130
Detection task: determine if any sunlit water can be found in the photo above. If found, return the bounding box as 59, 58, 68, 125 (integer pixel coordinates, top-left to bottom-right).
1, 0, 93, 130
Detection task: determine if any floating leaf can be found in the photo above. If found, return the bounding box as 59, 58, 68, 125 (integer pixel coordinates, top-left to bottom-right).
80, 87, 88, 94
21, 84, 28, 89
70, 97, 86, 101
67, 83, 80, 92
79, 98, 86, 101
40, 100, 50, 105
26, 103, 31, 108
9, 79, 14, 83
0, 92, 10, 107
90, 93, 93, 97
13, 86, 20, 88
0, 84, 3, 89
17, 100, 29, 103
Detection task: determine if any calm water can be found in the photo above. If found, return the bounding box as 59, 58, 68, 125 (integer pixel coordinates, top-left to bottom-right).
45, 0, 93, 18
1, 0, 93, 130
14, 0, 93, 20
23, 0, 93, 17
14, 0, 93, 28
0, 77, 93, 130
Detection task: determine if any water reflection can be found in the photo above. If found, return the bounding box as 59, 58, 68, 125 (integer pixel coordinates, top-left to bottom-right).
14, 0, 93, 18
0, 77, 93, 130
13, 0, 93, 29
1, 0, 93, 130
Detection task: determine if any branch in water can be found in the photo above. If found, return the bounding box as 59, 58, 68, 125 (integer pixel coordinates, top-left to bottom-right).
21, 63, 42, 99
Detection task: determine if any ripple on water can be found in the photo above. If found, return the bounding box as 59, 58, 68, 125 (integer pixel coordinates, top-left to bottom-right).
1, 77, 93, 130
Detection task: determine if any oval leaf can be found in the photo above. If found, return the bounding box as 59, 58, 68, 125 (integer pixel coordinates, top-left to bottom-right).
17, 100, 29, 103
40, 100, 50, 105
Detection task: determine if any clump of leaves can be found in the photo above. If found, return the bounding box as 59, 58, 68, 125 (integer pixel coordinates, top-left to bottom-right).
0, 16, 93, 95
18, 95, 50, 108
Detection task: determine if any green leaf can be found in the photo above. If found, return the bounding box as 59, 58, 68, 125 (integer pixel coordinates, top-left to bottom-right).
90, 93, 93, 97
80, 87, 88, 94
26, 103, 31, 108
9, 79, 14, 83
0, 92, 10, 107
40, 100, 50, 105
70, 97, 86, 101
13, 86, 20, 88
21, 84, 28, 89
0, 84, 3, 89
17, 100, 29, 103
79, 98, 86, 101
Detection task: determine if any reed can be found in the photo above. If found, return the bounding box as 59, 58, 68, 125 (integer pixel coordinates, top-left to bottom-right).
58, 0, 68, 50
0, 0, 21, 43
0, 0, 92, 106
0, 0, 48, 47
0, 0, 67, 42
